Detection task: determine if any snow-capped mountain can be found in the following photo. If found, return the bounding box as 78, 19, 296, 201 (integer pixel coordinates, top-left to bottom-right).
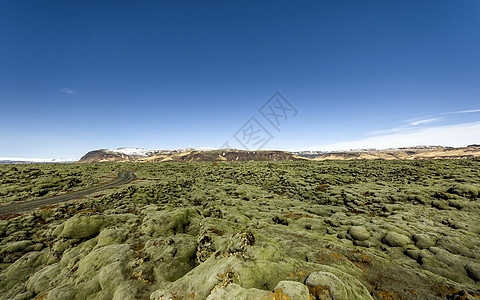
107, 148, 161, 157
78, 148, 303, 163
106, 147, 218, 157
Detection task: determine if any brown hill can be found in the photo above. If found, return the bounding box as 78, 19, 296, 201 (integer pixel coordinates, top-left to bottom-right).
77, 149, 128, 163
77, 149, 307, 163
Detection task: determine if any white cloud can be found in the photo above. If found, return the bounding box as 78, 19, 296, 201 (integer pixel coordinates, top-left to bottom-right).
368, 126, 408, 135
453, 109, 480, 114
408, 118, 439, 126
368, 117, 440, 135
307, 121, 480, 151
59, 88, 78, 95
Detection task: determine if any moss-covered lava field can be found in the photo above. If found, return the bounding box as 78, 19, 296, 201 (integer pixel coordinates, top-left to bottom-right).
1, 160, 480, 299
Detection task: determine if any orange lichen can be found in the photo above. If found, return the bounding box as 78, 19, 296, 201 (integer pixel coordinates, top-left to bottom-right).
34, 292, 48, 300
307, 285, 330, 299
433, 284, 459, 297
263, 288, 291, 300
330, 253, 344, 259
315, 254, 327, 264
284, 212, 314, 219
348, 251, 372, 268
376, 291, 398, 300
298, 270, 309, 276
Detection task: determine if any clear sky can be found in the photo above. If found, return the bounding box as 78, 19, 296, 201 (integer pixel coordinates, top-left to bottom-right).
1, 1, 479, 159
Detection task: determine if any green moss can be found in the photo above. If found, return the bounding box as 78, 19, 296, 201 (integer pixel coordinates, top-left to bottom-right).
60, 215, 114, 239
2, 159, 480, 299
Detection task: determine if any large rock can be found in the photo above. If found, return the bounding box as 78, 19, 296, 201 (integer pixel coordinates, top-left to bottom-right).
382, 232, 412, 247
412, 234, 436, 249
144, 234, 198, 282
0, 251, 48, 292
151, 231, 295, 299
59, 215, 113, 239
206, 283, 271, 300
76, 244, 132, 281
348, 226, 370, 241
304, 271, 373, 300
273, 281, 310, 300
1, 240, 33, 253
96, 228, 129, 247
305, 271, 348, 299
465, 262, 480, 282
141, 208, 200, 238
43, 244, 134, 300
26, 263, 62, 295
447, 185, 479, 199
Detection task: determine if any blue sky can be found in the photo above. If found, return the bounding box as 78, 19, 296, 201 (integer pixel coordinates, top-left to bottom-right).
1, 1, 479, 159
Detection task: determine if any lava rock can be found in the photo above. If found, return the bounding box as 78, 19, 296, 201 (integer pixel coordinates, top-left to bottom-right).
274, 281, 310, 300
382, 232, 412, 247
348, 226, 370, 241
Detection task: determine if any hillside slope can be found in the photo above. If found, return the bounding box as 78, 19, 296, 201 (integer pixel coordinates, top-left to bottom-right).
78, 148, 307, 163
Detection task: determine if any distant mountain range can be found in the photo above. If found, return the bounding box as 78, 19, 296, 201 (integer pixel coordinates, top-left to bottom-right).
2, 145, 479, 164
77, 148, 305, 163
77, 145, 480, 163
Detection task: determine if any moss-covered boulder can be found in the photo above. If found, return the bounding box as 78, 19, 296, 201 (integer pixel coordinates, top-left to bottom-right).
96, 228, 129, 247
412, 234, 437, 249
304, 271, 373, 300
144, 234, 198, 282
348, 226, 370, 241
206, 283, 271, 300
151, 231, 296, 299
0, 251, 49, 294
26, 263, 62, 296
59, 215, 114, 239
273, 280, 310, 300
382, 232, 412, 247
141, 208, 201, 237
447, 185, 479, 199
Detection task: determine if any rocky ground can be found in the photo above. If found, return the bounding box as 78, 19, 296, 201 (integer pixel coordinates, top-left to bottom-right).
1, 160, 480, 299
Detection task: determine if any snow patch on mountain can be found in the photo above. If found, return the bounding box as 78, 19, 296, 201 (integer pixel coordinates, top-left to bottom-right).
186, 147, 218, 151
108, 148, 160, 157
107, 147, 218, 157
